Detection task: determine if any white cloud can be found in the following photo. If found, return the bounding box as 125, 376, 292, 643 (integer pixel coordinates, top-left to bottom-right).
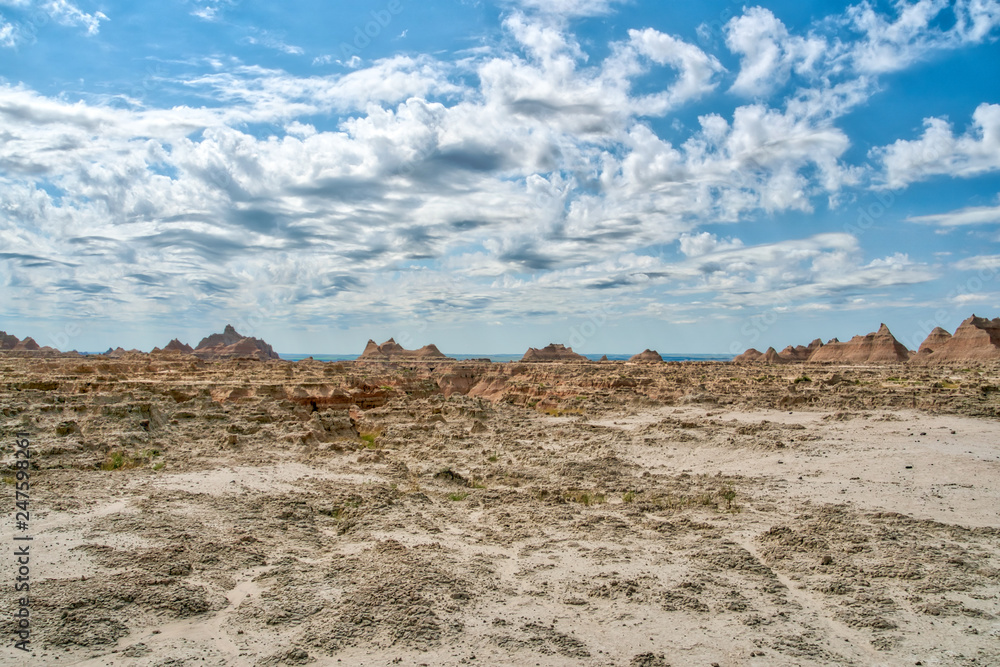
44, 0, 107, 34
625, 28, 725, 109
874, 103, 1000, 187
0, 0, 107, 47
244, 29, 305, 56
847, 0, 1000, 74
954, 254, 1000, 270
0, 16, 15, 47
725, 7, 827, 96
0, 4, 965, 333
511, 0, 622, 18
678, 232, 744, 257
906, 202, 1000, 226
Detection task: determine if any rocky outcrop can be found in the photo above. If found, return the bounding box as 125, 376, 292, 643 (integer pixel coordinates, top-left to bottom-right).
0, 331, 19, 350
916, 315, 1000, 364
762, 347, 785, 364
0, 331, 58, 353
161, 339, 195, 354
732, 348, 763, 364
808, 324, 909, 364
103, 347, 144, 358
194, 325, 280, 361
357, 338, 451, 361
14, 336, 41, 351
629, 349, 663, 363
734, 338, 823, 364
779, 339, 823, 362
521, 343, 588, 362
916, 327, 952, 355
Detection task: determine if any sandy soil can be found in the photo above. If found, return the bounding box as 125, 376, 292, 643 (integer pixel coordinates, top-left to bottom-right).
1, 357, 998, 666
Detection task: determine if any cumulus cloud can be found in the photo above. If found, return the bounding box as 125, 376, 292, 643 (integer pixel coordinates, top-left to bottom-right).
873, 103, 1000, 187
725, 7, 827, 96
0, 1, 972, 335
847, 0, 1000, 73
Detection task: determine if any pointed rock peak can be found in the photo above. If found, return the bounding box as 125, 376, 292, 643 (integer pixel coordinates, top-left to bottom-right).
876, 323, 891, 334
224, 324, 238, 334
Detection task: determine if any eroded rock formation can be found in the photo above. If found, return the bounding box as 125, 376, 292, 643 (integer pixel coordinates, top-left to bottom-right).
629, 349, 663, 363
194, 325, 280, 361
806, 324, 910, 364
358, 338, 451, 361
916, 316, 1000, 364
521, 343, 588, 362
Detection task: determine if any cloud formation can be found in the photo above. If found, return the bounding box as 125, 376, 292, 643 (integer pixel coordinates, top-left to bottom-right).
1, 0, 997, 348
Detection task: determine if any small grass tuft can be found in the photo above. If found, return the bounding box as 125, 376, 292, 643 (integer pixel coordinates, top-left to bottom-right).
101, 451, 131, 471
447, 492, 468, 501
622, 490, 636, 503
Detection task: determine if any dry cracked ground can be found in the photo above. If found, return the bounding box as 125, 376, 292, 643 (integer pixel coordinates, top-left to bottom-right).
1, 356, 999, 666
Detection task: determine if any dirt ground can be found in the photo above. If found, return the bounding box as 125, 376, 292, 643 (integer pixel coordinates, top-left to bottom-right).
1, 356, 998, 666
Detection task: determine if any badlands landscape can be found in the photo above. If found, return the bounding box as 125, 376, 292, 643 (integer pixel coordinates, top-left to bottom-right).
1, 317, 1000, 666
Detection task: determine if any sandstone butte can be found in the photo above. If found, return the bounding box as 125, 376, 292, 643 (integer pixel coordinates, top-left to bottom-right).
916, 327, 952, 355
0, 330, 57, 352
191, 324, 281, 361
629, 349, 663, 363
520, 343, 588, 362
735, 315, 1000, 365
913, 315, 1000, 364
808, 324, 910, 363
357, 338, 452, 361
152, 338, 195, 355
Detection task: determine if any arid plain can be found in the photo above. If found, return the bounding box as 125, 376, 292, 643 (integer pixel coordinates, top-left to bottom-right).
2, 319, 1000, 666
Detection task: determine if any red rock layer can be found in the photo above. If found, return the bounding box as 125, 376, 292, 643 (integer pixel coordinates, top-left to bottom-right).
358, 338, 451, 361
808, 324, 909, 363
521, 343, 588, 362
629, 349, 663, 363
917, 316, 1000, 363
194, 324, 280, 361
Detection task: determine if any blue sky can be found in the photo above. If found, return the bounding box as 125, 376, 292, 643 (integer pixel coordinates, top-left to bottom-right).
1, 0, 999, 354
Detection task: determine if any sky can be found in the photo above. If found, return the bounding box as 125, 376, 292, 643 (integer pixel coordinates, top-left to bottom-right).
1, 0, 999, 355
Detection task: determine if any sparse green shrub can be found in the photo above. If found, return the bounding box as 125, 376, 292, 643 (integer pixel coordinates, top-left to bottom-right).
448, 492, 468, 501
720, 485, 737, 510
622, 490, 636, 503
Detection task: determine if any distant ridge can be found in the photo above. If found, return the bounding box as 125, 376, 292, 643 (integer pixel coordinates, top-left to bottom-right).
358, 338, 452, 361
